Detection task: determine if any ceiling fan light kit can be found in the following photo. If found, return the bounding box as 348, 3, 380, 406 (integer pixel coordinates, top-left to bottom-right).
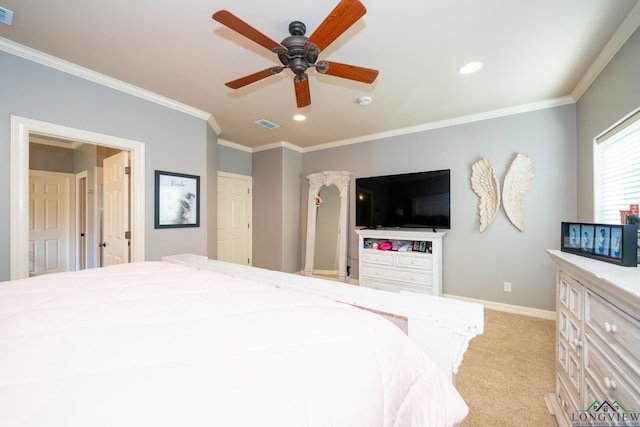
212, 0, 379, 108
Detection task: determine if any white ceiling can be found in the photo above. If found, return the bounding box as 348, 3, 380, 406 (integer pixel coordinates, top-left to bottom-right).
1, 0, 639, 151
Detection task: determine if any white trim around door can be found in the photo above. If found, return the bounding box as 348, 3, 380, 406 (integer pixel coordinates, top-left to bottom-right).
10, 115, 146, 280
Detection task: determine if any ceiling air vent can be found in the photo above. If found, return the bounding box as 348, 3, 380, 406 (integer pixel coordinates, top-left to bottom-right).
0, 7, 14, 26
255, 119, 279, 130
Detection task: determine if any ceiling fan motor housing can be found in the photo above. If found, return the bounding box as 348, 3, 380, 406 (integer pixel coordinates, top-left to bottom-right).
277, 21, 319, 76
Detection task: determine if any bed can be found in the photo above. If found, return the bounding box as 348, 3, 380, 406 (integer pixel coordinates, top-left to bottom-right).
0, 254, 483, 427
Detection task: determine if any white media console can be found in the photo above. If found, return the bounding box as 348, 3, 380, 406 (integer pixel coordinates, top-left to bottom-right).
355, 229, 444, 296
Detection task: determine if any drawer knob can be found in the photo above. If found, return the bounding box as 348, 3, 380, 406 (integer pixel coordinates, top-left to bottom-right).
604, 377, 617, 390
604, 322, 617, 334
573, 338, 583, 348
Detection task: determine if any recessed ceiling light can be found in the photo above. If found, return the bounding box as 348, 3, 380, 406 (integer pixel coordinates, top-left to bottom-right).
459, 62, 483, 75
293, 114, 306, 121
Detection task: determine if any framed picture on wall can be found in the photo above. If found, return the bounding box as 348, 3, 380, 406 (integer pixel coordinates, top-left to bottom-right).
155, 170, 200, 228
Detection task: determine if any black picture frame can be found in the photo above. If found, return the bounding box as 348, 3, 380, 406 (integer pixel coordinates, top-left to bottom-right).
561, 222, 638, 267
155, 170, 200, 229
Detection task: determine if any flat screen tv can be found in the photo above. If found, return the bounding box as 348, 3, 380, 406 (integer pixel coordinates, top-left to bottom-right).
355, 169, 451, 230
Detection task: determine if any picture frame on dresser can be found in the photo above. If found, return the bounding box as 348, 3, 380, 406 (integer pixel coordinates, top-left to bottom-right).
560, 222, 638, 267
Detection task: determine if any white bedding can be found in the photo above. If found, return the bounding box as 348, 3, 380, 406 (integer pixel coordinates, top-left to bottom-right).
0, 261, 468, 427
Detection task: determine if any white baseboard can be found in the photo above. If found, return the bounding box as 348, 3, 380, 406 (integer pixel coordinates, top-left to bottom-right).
443, 294, 556, 320
296, 273, 555, 320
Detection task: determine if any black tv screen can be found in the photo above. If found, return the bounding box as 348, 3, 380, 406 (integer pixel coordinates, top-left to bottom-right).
355, 169, 451, 229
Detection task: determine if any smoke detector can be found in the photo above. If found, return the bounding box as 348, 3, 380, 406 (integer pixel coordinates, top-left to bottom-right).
358, 96, 373, 106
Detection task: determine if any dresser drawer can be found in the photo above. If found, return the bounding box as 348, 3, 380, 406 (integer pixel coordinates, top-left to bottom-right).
556, 374, 580, 420
362, 250, 394, 266
395, 253, 432, 270
585, 290, 640, 375
361, 265, 431, 287
362, 277, 433, 294
584, 335, 640, 410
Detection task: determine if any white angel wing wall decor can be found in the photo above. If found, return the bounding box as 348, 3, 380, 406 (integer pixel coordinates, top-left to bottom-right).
470, 157, 501, 232
471, 153, 534, 232
502, 153, 535, 231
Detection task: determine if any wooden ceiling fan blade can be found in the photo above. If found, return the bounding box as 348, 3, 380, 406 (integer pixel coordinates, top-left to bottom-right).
225, 67, 283, 89
318, 61, 378, 83
213, 10, 284, 51
307, 0, 366, 51
294, 75, 311, 108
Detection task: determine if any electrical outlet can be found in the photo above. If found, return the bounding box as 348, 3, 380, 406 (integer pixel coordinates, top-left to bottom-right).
504, 282, 512, 292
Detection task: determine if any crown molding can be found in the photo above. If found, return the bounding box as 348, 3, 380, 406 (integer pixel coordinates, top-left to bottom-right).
208, 116, 222, 135
251, 140, 304, 154
571, 1, 640, 101
30, 135, 83, 149
241, 96, 575, 154
218, 138, 252, 153
0, 37, 212, 122
300, 96, 575, 153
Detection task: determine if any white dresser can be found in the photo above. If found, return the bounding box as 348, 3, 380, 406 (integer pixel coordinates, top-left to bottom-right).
355, 229, 444, 296
546, 250, 640, 426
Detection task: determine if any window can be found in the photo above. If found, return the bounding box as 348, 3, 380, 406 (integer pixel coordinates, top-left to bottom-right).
594, 108, 640, 224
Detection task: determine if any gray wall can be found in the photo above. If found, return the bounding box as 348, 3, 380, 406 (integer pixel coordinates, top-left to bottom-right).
206, 124, 219, 259
0, 51, 213, 280
251, 147, 302, 272
30, 143, 75, 172
252, 149, 284, 270
301, 105, 577, 311
218, 143, 252, 176
576, 27, 640, 221
281, 147, 302, 273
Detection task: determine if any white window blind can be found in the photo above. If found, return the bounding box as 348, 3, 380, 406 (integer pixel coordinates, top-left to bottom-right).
594, 108, 640, 224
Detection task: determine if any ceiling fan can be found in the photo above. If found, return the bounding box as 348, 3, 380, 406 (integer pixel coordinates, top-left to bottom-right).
212, 0, 379, 108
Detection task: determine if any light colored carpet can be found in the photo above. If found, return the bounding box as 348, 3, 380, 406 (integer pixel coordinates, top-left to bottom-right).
455, 309, 557, 426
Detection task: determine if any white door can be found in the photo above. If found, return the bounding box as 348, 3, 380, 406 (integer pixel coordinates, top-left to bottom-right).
93, 166, 104, 268
217, 172, 252, 265
29, 170, 74, 276
103, 151, 130, 266
75, 171, 88, 270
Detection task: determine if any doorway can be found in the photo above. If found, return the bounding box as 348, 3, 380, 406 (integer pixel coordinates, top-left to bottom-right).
10, 115, 146, 280
217, 172, 252, 265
